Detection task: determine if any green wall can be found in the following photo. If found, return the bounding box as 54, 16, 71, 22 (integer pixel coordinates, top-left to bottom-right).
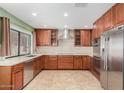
0, 7, 34, 32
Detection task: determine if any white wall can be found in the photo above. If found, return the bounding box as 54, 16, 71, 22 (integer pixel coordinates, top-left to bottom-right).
36, 30, 93, 56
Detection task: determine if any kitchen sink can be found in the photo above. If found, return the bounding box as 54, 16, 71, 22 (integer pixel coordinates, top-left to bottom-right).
26, 55, 37, 57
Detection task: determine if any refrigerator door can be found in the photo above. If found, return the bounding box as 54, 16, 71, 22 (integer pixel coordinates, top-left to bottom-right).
100, 32, 109, 89
107, 26, 123, 90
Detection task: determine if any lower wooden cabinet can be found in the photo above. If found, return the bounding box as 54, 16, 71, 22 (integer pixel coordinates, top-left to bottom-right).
0, 63, 24, 90
58, 56, 73, 69
0, 55, 93, 90
12, 64, 24, 90
82, 56, 91, 70
33, 57, 41, 77
44, 55, 58, 69
12, 67, 24, 90
40, 56, 45, 70
73, 56, 82, 69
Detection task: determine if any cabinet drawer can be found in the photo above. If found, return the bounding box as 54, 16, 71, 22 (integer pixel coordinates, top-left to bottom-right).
58, 56, 73, 63
58, 62, 73, 69
48, 56, 57, 60
12, 63, 24, 71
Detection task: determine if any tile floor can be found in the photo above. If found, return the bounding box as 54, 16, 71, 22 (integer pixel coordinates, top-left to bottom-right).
24, 70, 103, 90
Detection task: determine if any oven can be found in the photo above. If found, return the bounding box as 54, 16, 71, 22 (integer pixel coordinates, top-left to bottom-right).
92, 38, 101, 80
93, 38, 100, 58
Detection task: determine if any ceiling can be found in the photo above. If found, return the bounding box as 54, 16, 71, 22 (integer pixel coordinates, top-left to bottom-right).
0, 3, 115, 29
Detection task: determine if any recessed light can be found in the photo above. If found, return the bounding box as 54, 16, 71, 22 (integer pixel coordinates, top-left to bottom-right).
44, 25, 47, 28
32, 13, 37, 16
64, 12, 68, 17
64, 24, 68, 28
84, 25, 88, 28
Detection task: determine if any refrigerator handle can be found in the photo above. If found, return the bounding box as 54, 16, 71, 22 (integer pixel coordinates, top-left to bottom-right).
102, 48, 106, 70
105, 37, 109, 71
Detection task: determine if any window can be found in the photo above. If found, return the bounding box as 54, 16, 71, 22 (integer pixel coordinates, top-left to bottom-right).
20, 32, 31, 55
10, 29, 31, 57
10, 30, 19, 56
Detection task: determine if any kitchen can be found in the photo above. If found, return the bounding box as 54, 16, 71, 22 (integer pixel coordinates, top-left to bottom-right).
0, 3, 124, 90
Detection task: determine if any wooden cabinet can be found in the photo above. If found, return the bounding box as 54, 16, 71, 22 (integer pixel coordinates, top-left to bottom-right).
44, 55, 58, 69
92, 3, 124, 41
74, 30, 81, 46
36, 29, 51, 46
93, 16, 104, 40
81, 30, 91, 46
104, 9, 113, 30
73, 56, 82, 69
12, 64, 24, 90
58, 56, 73, 69
36, 29, 58, 46
75, 29, 91, 46
0, 63, 24, 90
33, 57, 41, 77
113, 3, 124, 26
51, 30, 58, 46
82, 56, 91, 70
40, 56, 45, 70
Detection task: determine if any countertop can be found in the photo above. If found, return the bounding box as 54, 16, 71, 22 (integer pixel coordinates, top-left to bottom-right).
0, 54, 92, 66
0, 54, 43, 66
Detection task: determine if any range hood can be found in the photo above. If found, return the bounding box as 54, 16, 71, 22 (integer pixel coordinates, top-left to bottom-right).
58, 28, 74, 40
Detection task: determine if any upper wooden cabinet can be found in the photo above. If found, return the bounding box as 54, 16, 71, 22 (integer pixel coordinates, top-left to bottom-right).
74, 30, 81, 46
103, 9, 113, 30
112, 3, 124, 26
75, 29, 91, 46
92, 3, 124, 40
36, 29, 51, 46
93, 16, 104, 39
81, 29, 91, 46
35, 29, 58, 46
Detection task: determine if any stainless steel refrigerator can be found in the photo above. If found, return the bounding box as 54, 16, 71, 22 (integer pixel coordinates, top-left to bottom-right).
100, 25, 124, 90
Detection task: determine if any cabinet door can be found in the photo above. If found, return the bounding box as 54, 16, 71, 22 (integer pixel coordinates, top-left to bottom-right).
104, 9, 113, 30
40, 56, 45, 70
81, 30, 91, 46
96, 17, 104, 37
73, 56, 82, 69
36, 29, 51, 46
12, 69, 23, 90
45, 56, 58, 69
113, 3, 124, 26
33, 60, 38, 77
58, 56, 73, 69
43, 30, 51, 45
36, 30, 44, 46
82, 56, 91, 70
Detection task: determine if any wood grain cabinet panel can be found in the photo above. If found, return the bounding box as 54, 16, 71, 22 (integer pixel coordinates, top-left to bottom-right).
33, 57, 41, 77
73, 56, 82, 69
82, 56, 91, 70
40, 56, 45, 70
36, 29, 51, 46
0, 63, 24, 90
44, 56, 58, 69
113, 3, 124, 26
58, 56, 73, 69
104, 9, 113, 30
12, 68, 23, 90
0, 67, 12, 90
81, 30, 91, 46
